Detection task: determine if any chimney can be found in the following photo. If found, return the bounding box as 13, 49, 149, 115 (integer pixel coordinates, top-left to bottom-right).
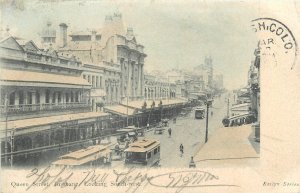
59, 23, 68, 48
126, 27, 134, 37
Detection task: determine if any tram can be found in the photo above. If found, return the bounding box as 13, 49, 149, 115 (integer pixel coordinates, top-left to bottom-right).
195, 107, 205, 119
124, 138, 160, 167
51, 144, 112, 168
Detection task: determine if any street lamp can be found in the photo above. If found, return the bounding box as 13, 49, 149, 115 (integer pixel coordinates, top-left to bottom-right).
205, 99, 213, 143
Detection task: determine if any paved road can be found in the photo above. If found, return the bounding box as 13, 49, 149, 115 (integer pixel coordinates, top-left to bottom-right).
145, 94, 228, 167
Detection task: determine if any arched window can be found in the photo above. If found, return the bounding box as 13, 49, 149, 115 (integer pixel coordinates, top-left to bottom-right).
9, 92, 15, 105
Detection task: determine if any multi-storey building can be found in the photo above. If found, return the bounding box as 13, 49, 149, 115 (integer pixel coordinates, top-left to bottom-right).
56, 12, 146, 105
0, 36, 110, 166
144, 73, 176, 100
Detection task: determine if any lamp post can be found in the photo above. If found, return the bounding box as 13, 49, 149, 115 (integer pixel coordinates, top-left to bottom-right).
205, 99, 213, 143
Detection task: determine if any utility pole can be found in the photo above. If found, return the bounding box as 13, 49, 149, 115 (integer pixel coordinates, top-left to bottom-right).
10, 129, 15, 168
227, 98, 230, 117
4, 96, 8, 165
205, 100, 210, 143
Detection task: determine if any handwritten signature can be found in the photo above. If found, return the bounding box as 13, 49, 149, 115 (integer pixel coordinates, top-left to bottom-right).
24, 166, 239, 193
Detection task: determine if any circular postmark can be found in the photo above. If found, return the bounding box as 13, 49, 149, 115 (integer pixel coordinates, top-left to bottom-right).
251, 18, 298, 70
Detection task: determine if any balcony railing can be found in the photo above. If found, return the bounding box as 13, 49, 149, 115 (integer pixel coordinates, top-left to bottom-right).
0, 102, 91, 114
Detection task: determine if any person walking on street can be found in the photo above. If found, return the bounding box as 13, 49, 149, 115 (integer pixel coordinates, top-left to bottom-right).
180, 144, 184, 157
189, 156, 196, 168
168, 127, 172, 137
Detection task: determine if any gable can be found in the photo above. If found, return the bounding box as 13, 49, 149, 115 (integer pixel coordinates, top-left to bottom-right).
0, 37, 24, 51
24, 41, 39, 53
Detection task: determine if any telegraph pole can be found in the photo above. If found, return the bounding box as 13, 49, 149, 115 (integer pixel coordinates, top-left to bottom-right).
4, 96, 8, 165
227, 98, 230, 117
205, 100, 210, 143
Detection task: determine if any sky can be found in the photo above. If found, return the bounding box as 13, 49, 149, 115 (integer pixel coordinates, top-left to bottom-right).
0, 0, 260, 90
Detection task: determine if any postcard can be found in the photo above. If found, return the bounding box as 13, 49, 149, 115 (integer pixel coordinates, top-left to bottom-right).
0, 0, 299, 193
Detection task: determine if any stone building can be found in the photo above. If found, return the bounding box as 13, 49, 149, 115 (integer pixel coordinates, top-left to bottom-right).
144, 73, 176, 100
0, 36, 111, 166
55, 12, 146, 105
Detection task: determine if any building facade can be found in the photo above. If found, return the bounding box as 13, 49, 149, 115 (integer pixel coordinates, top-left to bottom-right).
144, 74, 176, 100
0, 36, 111, 166
54, 12, 146, 105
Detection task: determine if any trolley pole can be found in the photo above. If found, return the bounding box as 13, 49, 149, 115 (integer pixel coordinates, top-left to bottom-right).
205, 101, 209, 143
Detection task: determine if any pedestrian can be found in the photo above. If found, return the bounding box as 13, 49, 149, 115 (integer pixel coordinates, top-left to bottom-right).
189, 156, 196, 168
168, 127, 172, 137
180, 144, 184, 156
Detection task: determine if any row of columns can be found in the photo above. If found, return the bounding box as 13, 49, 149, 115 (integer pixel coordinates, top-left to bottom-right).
120, 56, 144, 100
105, 80, 120, 104
144, 87, 176, 100
3, 89, 86, 107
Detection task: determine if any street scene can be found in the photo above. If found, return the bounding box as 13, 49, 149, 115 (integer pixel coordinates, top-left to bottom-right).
0, 1, 260, 169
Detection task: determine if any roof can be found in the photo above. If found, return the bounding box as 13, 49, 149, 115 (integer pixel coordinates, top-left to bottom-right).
104, 105, 137, 117
53, 145, 111, 166
60, 144, 109, 159
124, 138, 160, 153
228, 113, 253, 120
0, 69, 90, 88
0, 111, 109, 132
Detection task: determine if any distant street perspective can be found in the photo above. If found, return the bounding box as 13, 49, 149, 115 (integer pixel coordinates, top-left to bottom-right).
0, 4, 260, 169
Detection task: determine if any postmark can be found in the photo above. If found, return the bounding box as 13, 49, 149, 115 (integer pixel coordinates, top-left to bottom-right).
251, 18, 298, 69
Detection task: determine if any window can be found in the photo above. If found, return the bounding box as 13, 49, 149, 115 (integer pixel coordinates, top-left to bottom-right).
88, 75, 91, 83
96, 76, 99, 87
92, 76, 95, 87
66, 93, 69, 103
158, 146, 160, 152
19, 91, 24, 106
28, 92, 32, 104
75, 92, 79, 102
154, 148, 158, 155
45, 90, 50, 104
57, 92, 61, 103
36, 92, 40, 104
71, 92, 74, 102
83, 74, 86, 80
52, 92, 56, 103
147, 152, 151, 159
9, 92, 15, 105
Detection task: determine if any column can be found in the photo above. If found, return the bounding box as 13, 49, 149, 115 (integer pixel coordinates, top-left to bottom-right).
141, 64, 144, 98
132, 63, 136, 98
128, 60, 132, 100
138, 64, 142, 98
31, 92, 36, 110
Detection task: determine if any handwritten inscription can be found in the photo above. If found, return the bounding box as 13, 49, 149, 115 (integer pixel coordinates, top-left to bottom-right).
7, 166, 240, 193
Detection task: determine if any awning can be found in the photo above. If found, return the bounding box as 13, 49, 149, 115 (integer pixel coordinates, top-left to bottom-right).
0, 111, 109, 134
104, 105, 138, 117
91, 89, 106, 97
0, 69, 91, 88
121, 99, 187, 110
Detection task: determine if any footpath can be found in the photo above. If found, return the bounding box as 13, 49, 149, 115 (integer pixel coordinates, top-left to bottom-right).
194, 124, 260, 167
